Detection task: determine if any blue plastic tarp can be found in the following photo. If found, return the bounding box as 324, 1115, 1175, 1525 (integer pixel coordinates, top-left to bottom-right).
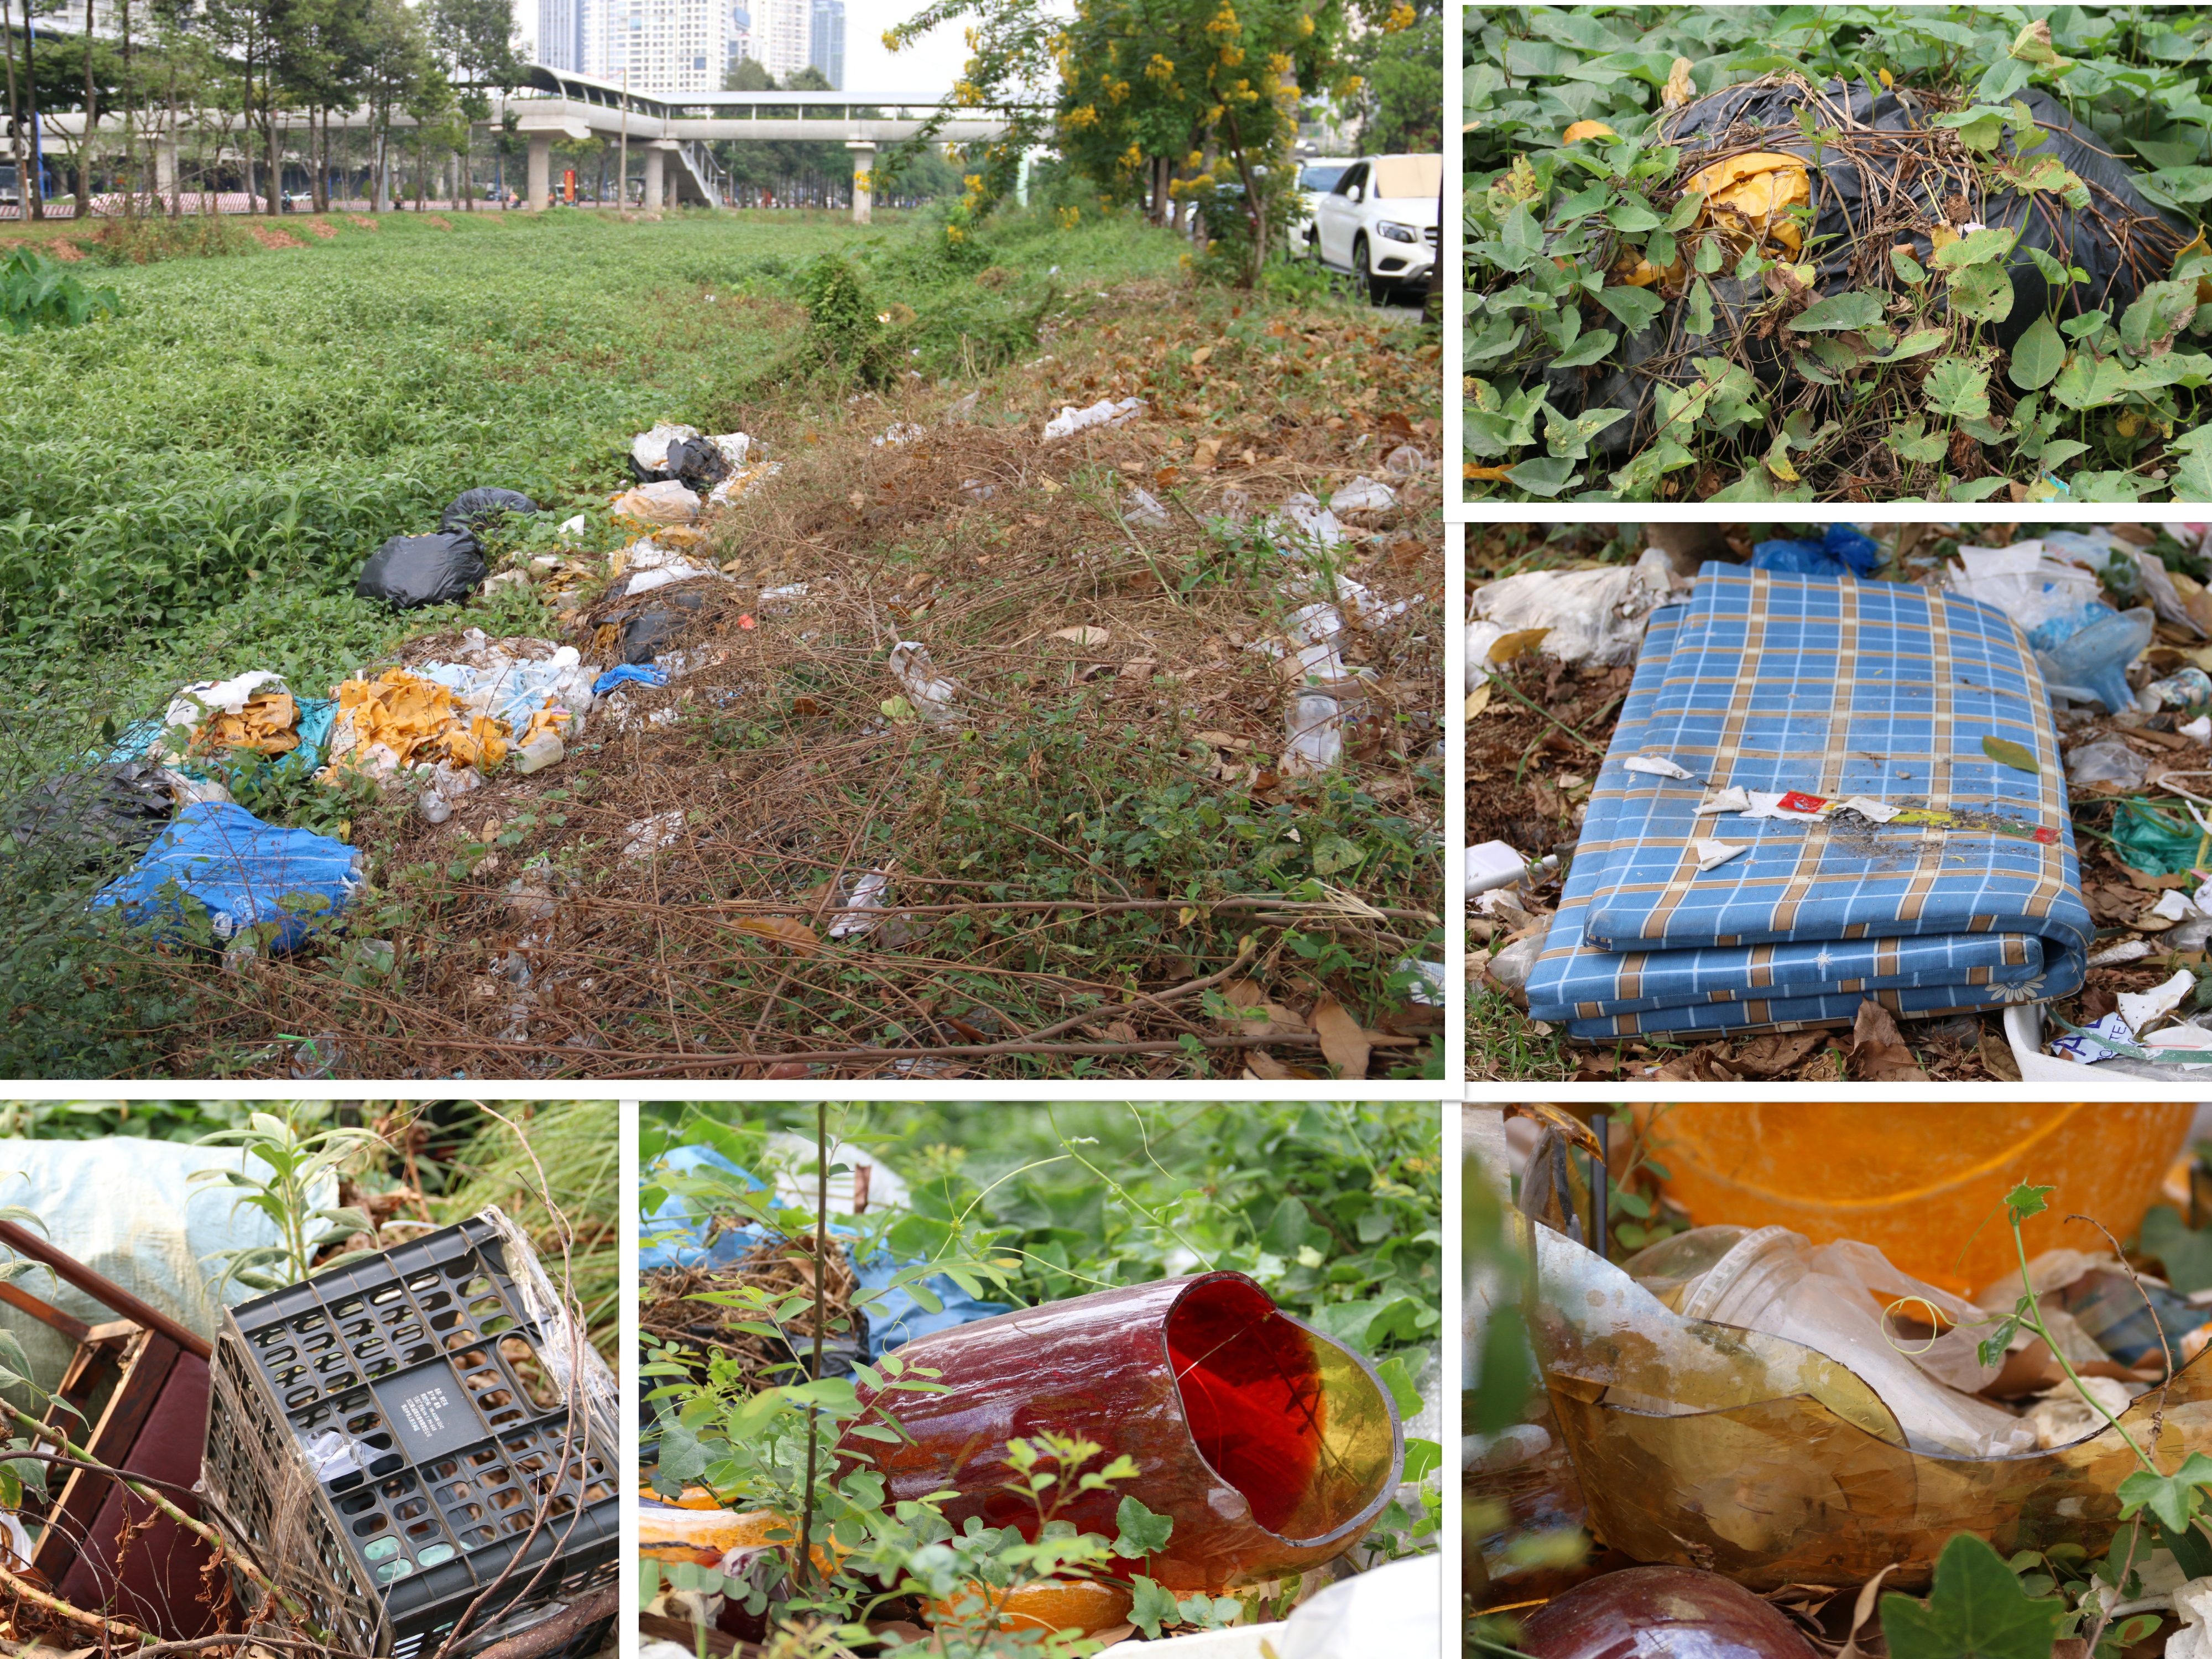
1525, 565, 2092, 1039
91, 802, 363, 951
641, 1144, 1011, 1359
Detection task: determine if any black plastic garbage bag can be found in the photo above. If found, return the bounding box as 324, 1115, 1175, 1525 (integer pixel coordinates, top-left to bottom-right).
1661, 78, 2192, 353
440, 487, 540, 538
3, 761, 174, 872
1548, 77, 2195, 467
665, 438, 731, 493
619, 589, 709, 664
356, 530, 486, 609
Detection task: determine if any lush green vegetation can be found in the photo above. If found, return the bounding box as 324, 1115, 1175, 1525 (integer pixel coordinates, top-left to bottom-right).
1461, 5, 2212, 503
641, 1101, 1441, 1656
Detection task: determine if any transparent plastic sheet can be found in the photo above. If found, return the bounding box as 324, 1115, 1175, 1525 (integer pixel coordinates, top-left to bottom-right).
1621, 1226, 2032, 1458
1519, 1210, 2212, 1590
838, 1272, 1401, 1592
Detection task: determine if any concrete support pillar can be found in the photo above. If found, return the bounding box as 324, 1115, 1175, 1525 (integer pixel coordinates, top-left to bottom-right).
154, 137, 175, 199
526, 132, 551, 211
847, 141, 874, 225
643, 147, 664, 211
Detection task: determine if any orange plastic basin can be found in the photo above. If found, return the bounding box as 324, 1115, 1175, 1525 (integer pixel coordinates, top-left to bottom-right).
1637, 1104, 2193, 1295
639, 1504, 844, 1575
927, 1578, 1135, 1635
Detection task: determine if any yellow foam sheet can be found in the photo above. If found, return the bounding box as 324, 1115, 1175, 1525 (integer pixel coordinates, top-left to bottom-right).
196, 691, 301, 755
333, 670, 511, 771
1686, 150, 1809, 253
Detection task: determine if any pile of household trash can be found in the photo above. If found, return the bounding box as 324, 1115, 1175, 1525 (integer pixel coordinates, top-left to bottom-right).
1469, 523, 2212, 1077
13, 399, 1433, 984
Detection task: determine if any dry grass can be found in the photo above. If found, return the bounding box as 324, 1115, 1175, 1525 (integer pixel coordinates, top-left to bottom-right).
155, 281, 1445, 1080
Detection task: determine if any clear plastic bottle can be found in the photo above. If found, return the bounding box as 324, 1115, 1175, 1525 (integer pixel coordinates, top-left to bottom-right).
1624, 1225, 2036, 1458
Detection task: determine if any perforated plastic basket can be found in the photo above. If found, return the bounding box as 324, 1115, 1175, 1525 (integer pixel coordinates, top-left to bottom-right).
201, 1212, 618, 1659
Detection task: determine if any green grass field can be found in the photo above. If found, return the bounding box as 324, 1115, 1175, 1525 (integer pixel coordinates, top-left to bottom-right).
0, 207, 1178, 726
0, 205, 1443, 1080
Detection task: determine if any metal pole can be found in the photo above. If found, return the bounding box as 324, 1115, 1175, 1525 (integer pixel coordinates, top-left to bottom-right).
618, 61, 628, 207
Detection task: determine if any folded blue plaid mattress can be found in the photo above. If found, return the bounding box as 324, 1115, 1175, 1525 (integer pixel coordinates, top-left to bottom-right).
1524, 565, 2093, 1040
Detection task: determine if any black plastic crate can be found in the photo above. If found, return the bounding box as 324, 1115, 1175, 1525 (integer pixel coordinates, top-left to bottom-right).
201, 1212, 618, 1659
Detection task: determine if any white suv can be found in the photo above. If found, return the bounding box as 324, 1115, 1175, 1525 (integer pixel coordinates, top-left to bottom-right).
1311, 153, 1440, 303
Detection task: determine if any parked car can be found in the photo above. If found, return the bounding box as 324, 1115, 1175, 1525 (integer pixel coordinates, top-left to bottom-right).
1292, 155, 1357, 252
1311, 153, 1441, 302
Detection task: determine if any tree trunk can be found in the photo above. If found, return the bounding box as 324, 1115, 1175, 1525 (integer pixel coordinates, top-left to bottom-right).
3, 4, 24, 224
77, 0, 93, 213
22, 0, 42, 218
461, 126, 471, 209
120, 0, 134, 220
265, 109, 279, 215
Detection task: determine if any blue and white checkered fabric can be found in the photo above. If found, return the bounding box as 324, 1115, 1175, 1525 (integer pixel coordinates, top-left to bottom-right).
1523, 565, 2093, 1040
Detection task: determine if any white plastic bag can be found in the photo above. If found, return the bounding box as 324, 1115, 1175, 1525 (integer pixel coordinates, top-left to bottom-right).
1469, 557, 1674, 670
1041, 397, 1142, 441
889, 641, 964, 727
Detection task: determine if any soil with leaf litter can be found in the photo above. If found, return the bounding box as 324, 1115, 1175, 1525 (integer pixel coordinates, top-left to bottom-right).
163, 283, 1444, 1079
642, 1234, 858, 1394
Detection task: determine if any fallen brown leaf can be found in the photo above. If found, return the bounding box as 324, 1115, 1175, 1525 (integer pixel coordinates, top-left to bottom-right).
1310, 997, 1371, 1078
1850, 999, 1929, 1082
732, 916, 821, 956
1726, 1030, 1825, 1078
1979, 1027, 2022, 1082
1217, 979, 1307, 1037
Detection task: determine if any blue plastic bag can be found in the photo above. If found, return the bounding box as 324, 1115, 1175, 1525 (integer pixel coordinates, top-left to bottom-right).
91, 802, 362, 950
1750, 524, 1882, 580
640, 1144, 1011, 1359
594, 664, 670, 697
2026, 598, 2118, 653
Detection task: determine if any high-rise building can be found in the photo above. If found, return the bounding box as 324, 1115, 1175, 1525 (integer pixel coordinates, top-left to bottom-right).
807, 0, 843, 88
538, 0, 587, 72
592, 0, 724, 94
724, 1, 753, 79
751, 0, 810, 84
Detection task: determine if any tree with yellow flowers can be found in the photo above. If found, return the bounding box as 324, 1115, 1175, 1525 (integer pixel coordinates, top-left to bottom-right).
885, 0, 1365, 285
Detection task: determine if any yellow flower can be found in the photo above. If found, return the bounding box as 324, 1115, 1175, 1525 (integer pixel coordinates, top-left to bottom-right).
1267, 50, 1292, 76
1384, 0, 1414, 29
1123, 142, 1143, 169
1057, 205, 1081, 229
1145, 53, 1176, 81
1206, 3, 1239, 35
1218, 43, 1244, 66
1296, 11, 1313, 33
946, 225, 966, 242
1065, 103, 1099, 129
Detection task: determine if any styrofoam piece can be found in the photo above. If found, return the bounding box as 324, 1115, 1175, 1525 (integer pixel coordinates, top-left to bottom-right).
2119, 968, 2195, 1032
1465, 841, 1555, 898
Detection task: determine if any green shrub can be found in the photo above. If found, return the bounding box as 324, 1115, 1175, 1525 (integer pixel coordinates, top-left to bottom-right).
0, 248, 119, 334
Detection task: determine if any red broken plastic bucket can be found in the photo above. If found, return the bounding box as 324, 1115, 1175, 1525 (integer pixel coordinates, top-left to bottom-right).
838, 1271, 1404, 1591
